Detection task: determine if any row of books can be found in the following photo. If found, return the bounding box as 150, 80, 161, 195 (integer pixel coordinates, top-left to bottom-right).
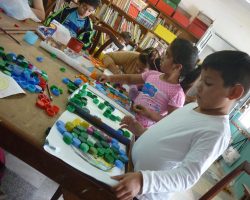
112, 0, 147, 13
136, 8, 159, 29
95, 4, 144, 44
139, 32, 168, 55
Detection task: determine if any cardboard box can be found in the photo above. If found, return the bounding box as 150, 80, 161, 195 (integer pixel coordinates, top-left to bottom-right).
172, 11, 190, 28
187, 19, 208, 39
156, 0, 175, 16
147, 0, 159, 6
154, 24, 177, 43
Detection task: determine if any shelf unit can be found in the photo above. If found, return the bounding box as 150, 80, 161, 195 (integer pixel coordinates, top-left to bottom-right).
93, 0, 212, 53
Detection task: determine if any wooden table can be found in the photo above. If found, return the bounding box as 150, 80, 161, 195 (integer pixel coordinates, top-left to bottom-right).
0, 15, 116, 200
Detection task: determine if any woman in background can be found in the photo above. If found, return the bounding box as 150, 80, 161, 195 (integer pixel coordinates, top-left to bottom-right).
28, 0, 46, 21
102, 48, 160, 74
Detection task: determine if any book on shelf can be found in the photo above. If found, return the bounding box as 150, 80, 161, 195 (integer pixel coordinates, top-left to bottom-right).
113, 15, 123, 30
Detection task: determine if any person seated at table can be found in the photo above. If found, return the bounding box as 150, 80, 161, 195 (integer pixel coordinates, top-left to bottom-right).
44, 0, 101, 50
102, 32, 132, 54
28, 0, 46, 21
102, 47, 160, 74
99, 39, 199, 128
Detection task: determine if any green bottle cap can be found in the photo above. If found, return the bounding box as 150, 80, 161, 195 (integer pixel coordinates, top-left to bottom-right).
97, 148, 105, 156
93, 98, 99, 104
80, 132, 88, 140
87, 91, 93, 97
123, 130, 130, 138
101, 141, 110, 148
72, 127, 81, 135
103, 111, 111, 118
87, 139, 94, 147
94, 142, 103, 148
109, 114, 117, 121
60, 67, 66, 72
66, 104, 75, 112
76, 125, 86, 132
104, 154, 114, 164
89, 147, 98, 155
79, 136, 87, 143
80, 143, 89, 153
82, 84, 88, 89
71, 132, 78, 138
98, 103, 105, 110
116, 116, 121, 122
63, 135, 73, 145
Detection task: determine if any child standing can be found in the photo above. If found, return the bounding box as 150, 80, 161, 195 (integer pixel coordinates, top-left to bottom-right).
100, 38, 199, 127
44, 0, 101, 50
111, 50, 250, 200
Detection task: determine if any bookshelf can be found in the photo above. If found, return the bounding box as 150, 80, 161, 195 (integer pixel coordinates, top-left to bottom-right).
94, 0, 212, 54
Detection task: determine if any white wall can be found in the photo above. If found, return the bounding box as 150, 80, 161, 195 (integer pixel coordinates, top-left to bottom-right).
179, 0, 250, 54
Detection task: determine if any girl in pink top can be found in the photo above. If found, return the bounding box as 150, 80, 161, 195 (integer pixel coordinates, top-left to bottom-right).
99, 38, 200, 127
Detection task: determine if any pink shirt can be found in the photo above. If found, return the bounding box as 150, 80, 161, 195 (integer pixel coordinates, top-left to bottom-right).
134, 70, 185, 127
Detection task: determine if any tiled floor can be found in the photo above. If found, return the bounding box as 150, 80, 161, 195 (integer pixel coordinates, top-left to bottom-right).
1, 151, 235, 200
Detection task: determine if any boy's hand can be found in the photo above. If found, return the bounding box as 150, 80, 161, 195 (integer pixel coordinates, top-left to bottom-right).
120, 116, 146, 136
99, 74, 110, 83
133, 105, 150, 118
112, 172, 143, 200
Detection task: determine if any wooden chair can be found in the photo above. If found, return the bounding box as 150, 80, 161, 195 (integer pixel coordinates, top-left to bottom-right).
199, 161, 250, 200
88, 24, 124, 58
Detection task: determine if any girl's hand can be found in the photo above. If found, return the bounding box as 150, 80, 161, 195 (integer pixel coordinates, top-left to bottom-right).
133, 105, 150, 118
112, 172, 143, 200
120, 116, 146, 136
98, 74, 110, 83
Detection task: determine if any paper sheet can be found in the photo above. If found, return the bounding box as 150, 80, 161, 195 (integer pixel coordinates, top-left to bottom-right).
44, 111, 126, 186
0, 71, 25, 98
40, 41, 95, 76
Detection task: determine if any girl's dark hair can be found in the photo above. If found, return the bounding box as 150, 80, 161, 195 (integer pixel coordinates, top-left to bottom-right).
170, 38, 199, 93
139, 48, 160, 70
79, 0, 102, 8
202, 50, 250, 96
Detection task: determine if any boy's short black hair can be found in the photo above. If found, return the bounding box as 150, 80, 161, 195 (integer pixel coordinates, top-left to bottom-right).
79, 0, 101, 9
202, 50, 250, 96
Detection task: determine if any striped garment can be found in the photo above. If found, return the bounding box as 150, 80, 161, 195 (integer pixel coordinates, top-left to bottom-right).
44, 7, 95, 50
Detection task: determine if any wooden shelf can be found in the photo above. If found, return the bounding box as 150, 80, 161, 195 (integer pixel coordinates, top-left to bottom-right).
147, 2, 199, 41
95, 0, 206, 49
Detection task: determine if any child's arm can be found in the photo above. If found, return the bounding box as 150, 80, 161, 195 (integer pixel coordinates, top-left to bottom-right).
31, 0, 45, 21
102, 53, 121, 74
99, 74, 144, 85
120, 116, 146, 137
111, 130, 230, 199
112, 172, 143, 199
133, 105, 163, 122
133, 105, 179, 122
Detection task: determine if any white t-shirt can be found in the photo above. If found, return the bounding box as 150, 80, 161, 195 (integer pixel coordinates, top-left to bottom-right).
132, 103, 231, 200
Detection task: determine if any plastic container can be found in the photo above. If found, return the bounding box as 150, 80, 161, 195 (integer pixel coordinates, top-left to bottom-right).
67, 37, 84, 53
23, 31, 38, 45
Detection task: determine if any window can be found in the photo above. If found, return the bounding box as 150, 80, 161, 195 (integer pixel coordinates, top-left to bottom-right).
239, 106, 250, 131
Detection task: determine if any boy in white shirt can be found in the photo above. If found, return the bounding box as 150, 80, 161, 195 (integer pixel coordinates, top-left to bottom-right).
111, 50, 250, 200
